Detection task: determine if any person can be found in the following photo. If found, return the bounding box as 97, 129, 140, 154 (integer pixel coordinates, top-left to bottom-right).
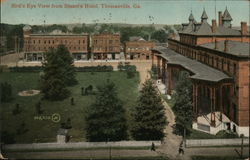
179, 142, 184, 155
151, 142, 155, 151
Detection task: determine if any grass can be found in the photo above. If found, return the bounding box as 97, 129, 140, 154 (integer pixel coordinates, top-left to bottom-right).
192, 156, 247, 160
0, 71, 139, 143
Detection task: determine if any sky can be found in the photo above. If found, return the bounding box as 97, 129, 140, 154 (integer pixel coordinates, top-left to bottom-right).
1, 0, 249, 26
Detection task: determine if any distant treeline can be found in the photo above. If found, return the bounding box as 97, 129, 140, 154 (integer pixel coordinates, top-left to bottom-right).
0, 23, 181, 53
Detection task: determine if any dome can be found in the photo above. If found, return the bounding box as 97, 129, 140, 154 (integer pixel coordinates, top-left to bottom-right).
23, 25, 32, 31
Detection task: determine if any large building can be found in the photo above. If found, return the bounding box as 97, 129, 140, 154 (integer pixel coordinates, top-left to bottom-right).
125, 37, 155, 60
23, 25, 88, 61
91, 32, 121, 60
152, 9, 249, 136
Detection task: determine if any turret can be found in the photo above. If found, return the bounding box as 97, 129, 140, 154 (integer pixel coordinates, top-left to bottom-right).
222, 8, 232, 28
201, 9, 208, 23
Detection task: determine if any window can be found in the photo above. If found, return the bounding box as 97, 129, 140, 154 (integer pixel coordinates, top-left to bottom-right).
216, 58, 219, 68
109, 40, 113, 44
227, 61, 230, 72
233, 63, 237, 75
79, 40, 81, 44
211, 57, 214, 66
38, 40, 40, 44
44, 40, 46, 44
221, 59, 224, 70
48, 40, 50, 44
33, 40, 35, 44
83, 40, 85, 43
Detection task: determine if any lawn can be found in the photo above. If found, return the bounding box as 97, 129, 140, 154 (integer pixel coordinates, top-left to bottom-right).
0, 71, 139, 143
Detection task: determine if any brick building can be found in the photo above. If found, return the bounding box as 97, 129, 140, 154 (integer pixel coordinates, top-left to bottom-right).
152, 9, 249, 136
23, 25, 88, 61
91, 32, 121, 60
125, 37, 155, 60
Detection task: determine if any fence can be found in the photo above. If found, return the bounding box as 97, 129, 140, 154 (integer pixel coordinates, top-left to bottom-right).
3, 141, 161, 151
186, 138, 249, 147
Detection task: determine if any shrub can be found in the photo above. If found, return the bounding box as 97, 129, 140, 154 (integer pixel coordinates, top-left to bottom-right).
76, 65, 113, 72
9, 66, 43, 72
0, 82, 13, 102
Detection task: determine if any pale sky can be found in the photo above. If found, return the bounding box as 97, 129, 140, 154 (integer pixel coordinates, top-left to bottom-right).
1, 0, 249, 26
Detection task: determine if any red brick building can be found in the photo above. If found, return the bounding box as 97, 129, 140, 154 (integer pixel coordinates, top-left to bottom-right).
91, 32, 121, 60
153, 9, 249, 136
125, 37, 155, 60
23, 25, 88, 61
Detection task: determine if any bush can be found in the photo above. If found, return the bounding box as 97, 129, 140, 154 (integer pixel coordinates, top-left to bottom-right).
0, 82, 12, 102
9, 66, 43, 72
216, 130, 239, 138
117, 63, 137, 78
1, 131, 16, 144
76, 65, 113, 72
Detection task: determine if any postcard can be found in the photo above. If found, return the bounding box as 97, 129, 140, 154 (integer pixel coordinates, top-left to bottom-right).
0, 0, 249, 159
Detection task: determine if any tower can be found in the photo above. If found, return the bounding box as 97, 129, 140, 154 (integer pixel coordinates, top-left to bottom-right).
201, 8, 208, 23
222, 7, 232, 28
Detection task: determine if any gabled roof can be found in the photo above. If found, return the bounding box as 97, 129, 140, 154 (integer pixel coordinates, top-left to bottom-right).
222, 8, 232, 21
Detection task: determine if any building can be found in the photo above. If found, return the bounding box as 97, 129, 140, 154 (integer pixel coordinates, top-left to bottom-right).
152, 9, 249, 136
23, 25, 88, 61
91, 32, 121, 60
125, 37, 155, 60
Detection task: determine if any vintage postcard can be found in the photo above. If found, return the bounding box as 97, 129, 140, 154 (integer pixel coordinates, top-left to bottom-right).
0, 0, 249, 159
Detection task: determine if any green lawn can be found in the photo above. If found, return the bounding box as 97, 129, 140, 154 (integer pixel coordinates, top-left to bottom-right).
0, 71, 139, 143
192, 156, 246, 160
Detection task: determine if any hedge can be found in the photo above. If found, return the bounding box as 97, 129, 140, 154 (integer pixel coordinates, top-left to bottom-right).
75, 65, 113, 72
9, 65, 113, 72
9, 66, 43, 72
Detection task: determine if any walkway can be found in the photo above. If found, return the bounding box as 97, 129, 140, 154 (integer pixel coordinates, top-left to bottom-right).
156, 98, 183, 159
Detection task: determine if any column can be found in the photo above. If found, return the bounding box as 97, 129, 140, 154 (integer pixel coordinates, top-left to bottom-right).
192, 82, 197, 121
157, 57, 161, 79
220, 85, 223, 121
210, 87, 215, 127
167, 67, 172, 95
162, 59, 166, 84
196, 84, 198, 115
213, 87, 216, 125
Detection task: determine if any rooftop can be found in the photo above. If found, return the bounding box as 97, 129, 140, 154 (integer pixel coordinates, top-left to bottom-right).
200, 40, 250, 57
152, 46, 232, 82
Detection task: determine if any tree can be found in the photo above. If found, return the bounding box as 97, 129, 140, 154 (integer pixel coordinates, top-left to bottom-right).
85, 81, 127, 142
56, 45, 78, 86
172, 71, 193, 136
40, 49, 69, 101
151, 29, 168, 43
131, 79, 167, 140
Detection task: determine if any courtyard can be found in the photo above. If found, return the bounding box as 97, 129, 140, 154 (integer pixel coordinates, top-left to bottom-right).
0, 71, 139, 143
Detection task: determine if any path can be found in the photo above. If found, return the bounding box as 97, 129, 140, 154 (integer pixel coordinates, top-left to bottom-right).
156, 99, 183, 159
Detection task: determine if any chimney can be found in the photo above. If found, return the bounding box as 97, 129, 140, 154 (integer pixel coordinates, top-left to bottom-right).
215, 40, 219, 49
212, 19, 217, 33
218, 11, 222, 26
224, 40, 229, 52
241, 22, 247, 35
